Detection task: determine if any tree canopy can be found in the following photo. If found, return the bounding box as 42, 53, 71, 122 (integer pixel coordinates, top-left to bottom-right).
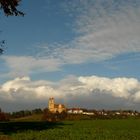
0, 0, 24, 16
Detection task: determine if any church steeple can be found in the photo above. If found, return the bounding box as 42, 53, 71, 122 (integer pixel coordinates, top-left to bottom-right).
48, 97, 54, 112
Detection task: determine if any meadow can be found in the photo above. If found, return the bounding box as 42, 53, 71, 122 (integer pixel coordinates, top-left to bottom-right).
0, 118, 140, 140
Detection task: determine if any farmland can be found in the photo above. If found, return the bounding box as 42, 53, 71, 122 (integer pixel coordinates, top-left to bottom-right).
0, 118, 140, 140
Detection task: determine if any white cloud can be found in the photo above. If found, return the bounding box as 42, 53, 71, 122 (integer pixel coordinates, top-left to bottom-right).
1, 76, 30, 92
0, 76, 59, 102
0, 75, 140, 111
78, 76, 140, 99
40, 1, 140, 64
1, 55, 63, 77
133, 91, 140, 102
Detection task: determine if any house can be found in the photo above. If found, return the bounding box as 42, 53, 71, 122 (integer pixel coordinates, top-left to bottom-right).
83, 112, 95, 115
67, 108, 83, 114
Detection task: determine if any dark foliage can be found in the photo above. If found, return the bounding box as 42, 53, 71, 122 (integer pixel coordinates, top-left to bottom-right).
32, 108, 43, 114
10, 108, 43, 119
11, 110, 32, 118
42, 108, 67, 122
0, 0, 24, 16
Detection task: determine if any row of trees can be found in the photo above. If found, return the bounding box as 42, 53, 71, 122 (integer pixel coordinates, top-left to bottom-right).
0, 108, 43, 121
11, 108, 43, 118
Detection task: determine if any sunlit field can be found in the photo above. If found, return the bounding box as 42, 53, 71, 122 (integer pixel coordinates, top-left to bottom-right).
0, 119, 140, 140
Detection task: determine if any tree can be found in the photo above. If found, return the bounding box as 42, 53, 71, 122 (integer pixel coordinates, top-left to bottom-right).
0, 0, 24, 54
42, 108, 67, 122
0, 0, 24, 16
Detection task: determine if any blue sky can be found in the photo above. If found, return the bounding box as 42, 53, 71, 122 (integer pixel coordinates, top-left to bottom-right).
0, 0, 140, 111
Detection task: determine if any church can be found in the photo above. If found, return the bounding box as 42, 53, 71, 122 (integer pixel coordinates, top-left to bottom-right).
48, 97, 66, 113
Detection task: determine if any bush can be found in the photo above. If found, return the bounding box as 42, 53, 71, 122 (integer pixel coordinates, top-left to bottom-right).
42, 108, 67, 122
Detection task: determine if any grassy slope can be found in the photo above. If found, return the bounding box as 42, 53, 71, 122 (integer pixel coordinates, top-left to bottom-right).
0, 119, 139, 140
12, 114, 43, 122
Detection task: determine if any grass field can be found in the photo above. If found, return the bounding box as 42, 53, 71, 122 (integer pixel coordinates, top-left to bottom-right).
0, 119, 140, 140
11, 114, 43, 122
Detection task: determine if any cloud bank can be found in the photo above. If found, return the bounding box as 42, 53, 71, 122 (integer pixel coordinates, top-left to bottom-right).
0, 75, 140, 111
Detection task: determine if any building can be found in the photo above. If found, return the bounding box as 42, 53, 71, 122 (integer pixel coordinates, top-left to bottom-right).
67, 108, 83, 114
48, 97, 66, 113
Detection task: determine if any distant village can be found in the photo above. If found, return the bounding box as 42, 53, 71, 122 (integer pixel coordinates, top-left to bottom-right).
0, 97, 140, 121
48, 97, 140, 117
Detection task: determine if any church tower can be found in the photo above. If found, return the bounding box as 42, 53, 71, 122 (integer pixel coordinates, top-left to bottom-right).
48, 97, 66, 113
48, 97, 55, 112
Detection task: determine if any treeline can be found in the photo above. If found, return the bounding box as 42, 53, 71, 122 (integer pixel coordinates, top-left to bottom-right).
0, 108, 43, 121
11, 108, 43, 119
0, 107, 67, 122
1, 107, 140, 122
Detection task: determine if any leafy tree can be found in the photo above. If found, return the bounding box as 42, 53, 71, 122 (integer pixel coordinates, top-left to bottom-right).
0, 0, 24, 16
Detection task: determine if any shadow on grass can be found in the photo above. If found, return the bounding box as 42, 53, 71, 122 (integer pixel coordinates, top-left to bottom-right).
0, 121, 68, 135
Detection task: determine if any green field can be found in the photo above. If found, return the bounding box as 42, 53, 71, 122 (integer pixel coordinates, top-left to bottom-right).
0, 119, 140, 140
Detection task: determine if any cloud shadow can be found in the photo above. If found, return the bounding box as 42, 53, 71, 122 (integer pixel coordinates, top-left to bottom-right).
0, 121, 69, 135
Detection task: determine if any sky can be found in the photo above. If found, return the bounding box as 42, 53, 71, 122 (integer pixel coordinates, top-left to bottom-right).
0, 0, 140, 112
